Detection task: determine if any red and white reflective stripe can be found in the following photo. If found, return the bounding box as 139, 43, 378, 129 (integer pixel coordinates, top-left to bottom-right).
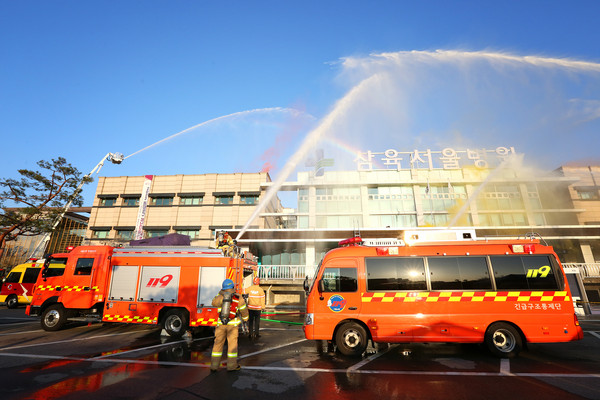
117, 251, 221, 255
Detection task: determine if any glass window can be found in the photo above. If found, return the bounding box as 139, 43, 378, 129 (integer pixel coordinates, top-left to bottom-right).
123, 197, 140, 206
578, 190, 599, 200
117, 230, 134, 240
100, 197, 117, 206
146, 230, 169, 238
215, 196, 233, 205
176, 229, 199, 239
366, 257, 426, 291
4, 271, 22, 283
150, 197, 173, 206
93, 230, 110, 239
490, 255, 559, 290
180, 196, 203, 205
428, 257, 492, 290
22, 268, 41, 284
75, 258, 94, 276
240, 195, 258, 205
321, 267, 358, 292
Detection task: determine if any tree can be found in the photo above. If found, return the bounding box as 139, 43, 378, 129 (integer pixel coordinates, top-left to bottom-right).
0, 157, 91, 260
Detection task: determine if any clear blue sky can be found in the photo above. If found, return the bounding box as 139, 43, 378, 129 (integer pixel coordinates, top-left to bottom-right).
2, 1, 600, 207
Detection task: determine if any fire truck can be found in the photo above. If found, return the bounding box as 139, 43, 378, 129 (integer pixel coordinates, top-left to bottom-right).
26, 241, 257, 338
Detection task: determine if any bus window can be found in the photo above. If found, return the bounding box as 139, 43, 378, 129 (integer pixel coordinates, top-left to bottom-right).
4, 272, 21, 283
491, 255, 559, 290
366, 257, 426, 291
321, 268, 358, 292
22, 268, 41, 284
428, 257, 492, 290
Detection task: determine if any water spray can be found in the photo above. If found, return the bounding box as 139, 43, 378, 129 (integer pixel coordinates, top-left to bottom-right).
236, 75, 383, 240
124, 107, 309, 160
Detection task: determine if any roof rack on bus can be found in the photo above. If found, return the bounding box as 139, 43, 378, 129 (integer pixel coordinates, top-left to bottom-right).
519, 232, 548, 246
403, 229, 477, 245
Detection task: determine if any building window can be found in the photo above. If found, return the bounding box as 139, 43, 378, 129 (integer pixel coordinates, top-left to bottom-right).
122, 197, 140, 206
100, 197, 117, 207
577, 190, 599, 200
146, 230, 169, 238
215, 195, 233, 205
92, 230, 110, 239
150, 196, 173, 206
180, 196, 203, 205
176, 229, 199, 239
117, 230, 134, 240
240, 195, 259, 205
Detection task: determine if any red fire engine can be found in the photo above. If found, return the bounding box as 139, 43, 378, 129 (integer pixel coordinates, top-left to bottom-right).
26, 242, 256, 337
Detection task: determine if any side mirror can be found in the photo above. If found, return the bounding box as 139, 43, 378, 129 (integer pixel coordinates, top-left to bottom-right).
303, 276, 309, 292
41, 256, 53, 280
318, 279, 325, 300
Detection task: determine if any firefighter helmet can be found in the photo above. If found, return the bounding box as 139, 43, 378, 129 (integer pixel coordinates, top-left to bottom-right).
222, 279, 234, 290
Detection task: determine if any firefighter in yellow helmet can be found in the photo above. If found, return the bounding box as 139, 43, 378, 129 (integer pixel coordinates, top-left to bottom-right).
215, 231, 234, 257
210, 279, 249, 372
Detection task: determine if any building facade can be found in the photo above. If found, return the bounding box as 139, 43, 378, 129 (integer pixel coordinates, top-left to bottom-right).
84, 149, 600, 304
86, 172, 279, 246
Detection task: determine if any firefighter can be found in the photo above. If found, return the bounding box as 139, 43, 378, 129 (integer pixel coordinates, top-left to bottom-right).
246, 276, 266, 339
216, 231, 234, 257
210, 279, 249, 372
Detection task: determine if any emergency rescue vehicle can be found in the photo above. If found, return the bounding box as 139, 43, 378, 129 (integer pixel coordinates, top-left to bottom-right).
1, 257, 66, 308
303, 230, 584, 358
26, 242, 256, 338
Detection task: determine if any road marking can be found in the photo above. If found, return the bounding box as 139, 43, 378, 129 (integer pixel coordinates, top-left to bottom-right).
0, 352, 599, 378
500, 358, 512, 375
90, 335, 213, 359
239, 338, 307, 359
0, 329, 43, 336
0, 329, 156, 351
588, 331, 600, 340
348, 344, 397, 371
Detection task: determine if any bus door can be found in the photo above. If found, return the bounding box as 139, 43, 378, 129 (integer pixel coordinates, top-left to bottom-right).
312, 258, 360, 338
361, 256, 428, 341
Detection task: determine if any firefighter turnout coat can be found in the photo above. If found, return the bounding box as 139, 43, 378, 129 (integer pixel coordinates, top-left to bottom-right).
210, 289, 249, 371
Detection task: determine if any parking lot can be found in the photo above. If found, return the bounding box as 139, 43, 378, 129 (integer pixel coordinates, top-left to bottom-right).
0, 308, 599, 400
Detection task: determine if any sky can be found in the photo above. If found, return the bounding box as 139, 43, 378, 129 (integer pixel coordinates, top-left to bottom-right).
2, 1, 600, 208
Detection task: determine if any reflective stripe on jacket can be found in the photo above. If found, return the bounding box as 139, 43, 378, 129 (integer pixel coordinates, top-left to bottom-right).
212, 289, 249, 326
246, 284, 266, 310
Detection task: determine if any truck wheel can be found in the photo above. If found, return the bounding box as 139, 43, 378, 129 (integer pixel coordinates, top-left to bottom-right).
485, 322, 522, 358
6, 295, 18, 309
335, 322, 368, 356
41, 305, 66, 331
163, 309, 188, 339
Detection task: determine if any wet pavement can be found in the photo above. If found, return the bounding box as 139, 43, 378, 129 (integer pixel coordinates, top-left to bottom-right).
0, 308, 598, 399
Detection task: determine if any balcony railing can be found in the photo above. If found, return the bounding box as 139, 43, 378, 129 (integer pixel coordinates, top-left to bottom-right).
258, 265, 317, 281
563, 263, 600, 278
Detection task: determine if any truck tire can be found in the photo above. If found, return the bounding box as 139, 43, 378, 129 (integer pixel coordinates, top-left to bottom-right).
335, 322, 368, 356
485, 322, 523, 358
163, 309, 188, 339
6, 295, 18, 309
41, 305, 66, 331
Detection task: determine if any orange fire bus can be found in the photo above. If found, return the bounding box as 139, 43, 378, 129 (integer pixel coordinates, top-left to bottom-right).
303, 231, 584, 358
